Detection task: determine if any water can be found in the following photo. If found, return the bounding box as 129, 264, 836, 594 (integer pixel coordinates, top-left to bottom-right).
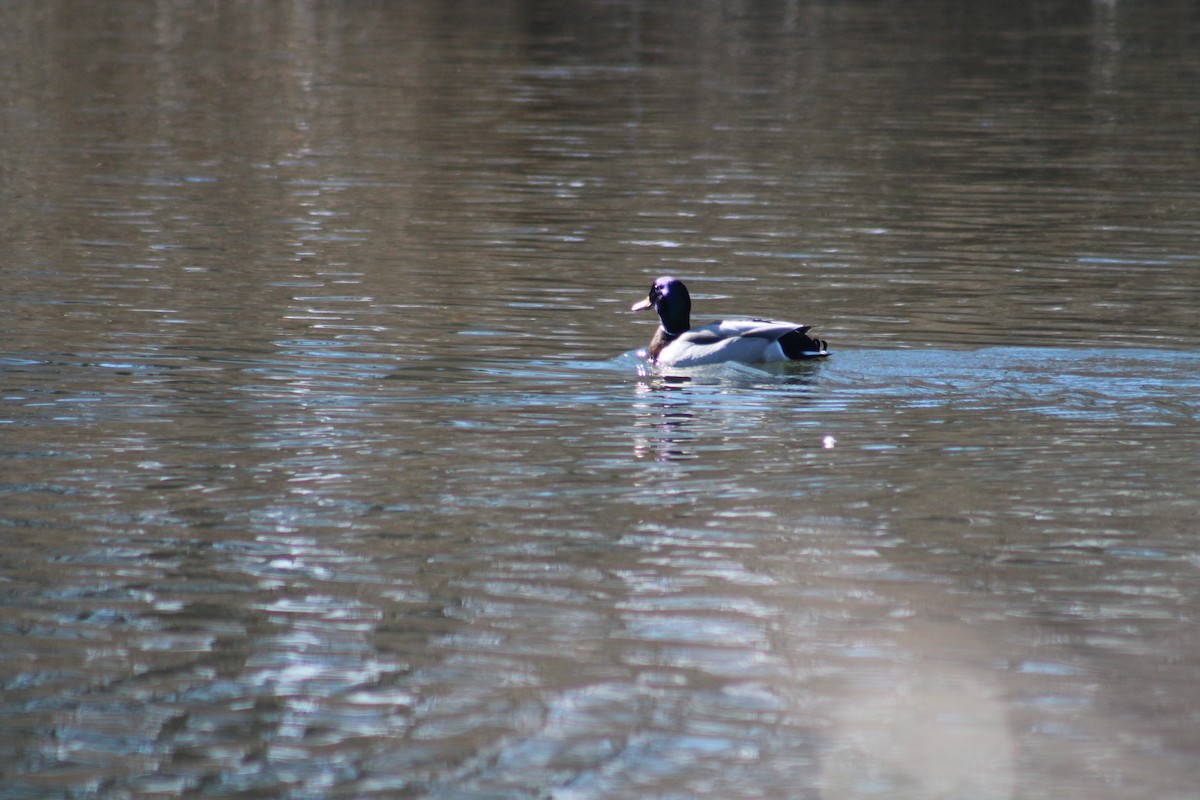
2, 1, 1200, 798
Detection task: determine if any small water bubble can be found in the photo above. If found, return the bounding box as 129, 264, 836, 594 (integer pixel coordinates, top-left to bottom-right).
822, 435, 837, 449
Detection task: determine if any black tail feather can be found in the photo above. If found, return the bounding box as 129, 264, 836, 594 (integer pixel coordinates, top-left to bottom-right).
778, 328, 829, 359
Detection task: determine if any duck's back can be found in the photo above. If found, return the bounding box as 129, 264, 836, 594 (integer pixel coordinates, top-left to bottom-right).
656, 318, 827, 367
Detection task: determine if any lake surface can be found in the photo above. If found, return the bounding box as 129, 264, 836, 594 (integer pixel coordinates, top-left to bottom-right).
2, 1, 1199, 798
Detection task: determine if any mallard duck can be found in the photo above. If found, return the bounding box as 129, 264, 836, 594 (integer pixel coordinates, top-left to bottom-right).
630, 276, 829, 367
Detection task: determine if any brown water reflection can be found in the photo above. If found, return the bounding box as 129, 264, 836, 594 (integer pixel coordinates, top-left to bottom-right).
2, 1, 1200, 798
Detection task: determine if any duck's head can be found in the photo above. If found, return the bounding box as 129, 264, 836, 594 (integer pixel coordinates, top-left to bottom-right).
631, 276, 691, 334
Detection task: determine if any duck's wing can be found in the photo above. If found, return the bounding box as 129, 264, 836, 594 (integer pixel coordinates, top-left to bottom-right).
708, 318, 811, 340
714, 318, 828, 359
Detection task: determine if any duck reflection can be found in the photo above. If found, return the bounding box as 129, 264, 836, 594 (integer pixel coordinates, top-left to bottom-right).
630, 360, 826, 462
631, 377, 697, 462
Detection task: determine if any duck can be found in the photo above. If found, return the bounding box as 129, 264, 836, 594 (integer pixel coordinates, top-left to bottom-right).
630, 276, 829, 367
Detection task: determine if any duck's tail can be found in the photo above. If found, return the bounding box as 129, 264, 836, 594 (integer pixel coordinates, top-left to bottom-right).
779, 327, 829, 359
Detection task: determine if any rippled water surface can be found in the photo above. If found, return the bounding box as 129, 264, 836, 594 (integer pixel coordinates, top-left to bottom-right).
3, 2, 1200, 798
